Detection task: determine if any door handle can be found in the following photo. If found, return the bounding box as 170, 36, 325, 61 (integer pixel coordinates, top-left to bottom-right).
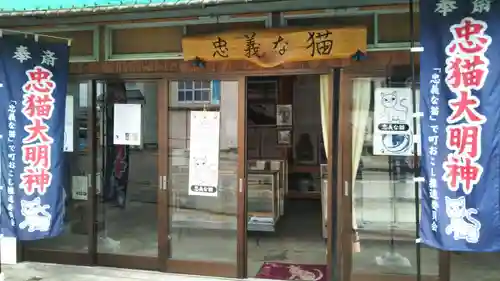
344, 181, 349, 197
87, 174, 92, 188
162, 176, 168, 190
159, 176, 168, 191
239, 178, 243, 193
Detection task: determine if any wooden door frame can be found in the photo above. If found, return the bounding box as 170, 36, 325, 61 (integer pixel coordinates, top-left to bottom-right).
327, 68, 345, 281
237, 76, 248, 278
158, 78, 169, 272
160, 77, 245, 278
338, 69, 354, 281
337, 70, 451, 281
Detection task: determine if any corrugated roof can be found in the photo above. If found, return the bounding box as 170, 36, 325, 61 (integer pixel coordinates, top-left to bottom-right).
0, 0, 244, 16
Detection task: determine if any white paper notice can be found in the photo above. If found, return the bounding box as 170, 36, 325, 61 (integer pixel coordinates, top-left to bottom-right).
71, 176, 88, 200
113, 104, 142, 146
71, 173, 102, 201
64, 96, 74, 152
188, 111, 220, 197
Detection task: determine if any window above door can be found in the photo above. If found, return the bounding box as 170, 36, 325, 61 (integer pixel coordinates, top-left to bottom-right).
177, 80, 212, 103
169, 80, 221, 107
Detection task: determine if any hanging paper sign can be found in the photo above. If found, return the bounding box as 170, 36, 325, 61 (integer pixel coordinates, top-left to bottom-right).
0, 36, 70, 240
373, 87, 414, 156
420, 1, 500, 251
113, 103, 142, 146
63, 95, 74, 152
188, 111, 220, 197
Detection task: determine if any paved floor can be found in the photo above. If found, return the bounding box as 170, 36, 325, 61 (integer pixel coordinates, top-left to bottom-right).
1, 262, 263, 281
3, 255, 500, 281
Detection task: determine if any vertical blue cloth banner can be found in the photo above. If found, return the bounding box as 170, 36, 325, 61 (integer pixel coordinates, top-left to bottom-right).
420, 1, 500, 251
0, 36, 69, 240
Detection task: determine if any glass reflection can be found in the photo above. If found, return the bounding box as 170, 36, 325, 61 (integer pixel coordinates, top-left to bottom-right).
96, 81, 158, 256
351, 78, 438, 276
25, 81, 91, 252
167, 80, 238, 263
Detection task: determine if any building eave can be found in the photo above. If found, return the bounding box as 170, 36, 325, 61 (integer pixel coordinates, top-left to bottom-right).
0, 0, 412, 27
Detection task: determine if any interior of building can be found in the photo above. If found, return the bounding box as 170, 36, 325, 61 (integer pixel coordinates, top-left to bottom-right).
244, 75, 326, 278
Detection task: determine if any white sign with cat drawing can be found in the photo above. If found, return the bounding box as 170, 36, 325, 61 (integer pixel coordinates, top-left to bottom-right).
373, 87, 414, 156
188, 111, 220, 197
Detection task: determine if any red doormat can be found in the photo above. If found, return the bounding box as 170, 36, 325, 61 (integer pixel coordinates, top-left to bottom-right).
256, 262, 326, 281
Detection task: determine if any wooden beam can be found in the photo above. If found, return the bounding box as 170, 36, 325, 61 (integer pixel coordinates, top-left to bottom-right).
69, 51, 415, 75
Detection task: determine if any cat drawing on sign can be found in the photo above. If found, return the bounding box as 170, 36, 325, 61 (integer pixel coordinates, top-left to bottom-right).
18, 197, 52, 233
445, 196, 481, 244
380, 91, 408, 123
288, 265, 323, 281
193, 156, 207, 167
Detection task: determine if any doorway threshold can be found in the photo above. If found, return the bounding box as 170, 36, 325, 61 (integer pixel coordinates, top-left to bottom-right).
6, 262, 280, 281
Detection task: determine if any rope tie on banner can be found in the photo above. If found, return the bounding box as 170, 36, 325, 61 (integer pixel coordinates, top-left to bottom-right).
0, 28, 72, 46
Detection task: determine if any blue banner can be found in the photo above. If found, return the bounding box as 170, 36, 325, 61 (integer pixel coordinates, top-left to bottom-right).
420, 1, 500, 251
0, 36, 69, 240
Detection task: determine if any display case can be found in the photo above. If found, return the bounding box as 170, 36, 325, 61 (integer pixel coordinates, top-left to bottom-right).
247, 170, 280, 232
248, 159, 287, 216
270, 160, 287, 216
320, 164, 328, 239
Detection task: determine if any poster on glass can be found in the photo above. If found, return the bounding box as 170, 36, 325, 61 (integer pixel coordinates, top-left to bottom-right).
113, 103, 142, 146
188, 111, 220, 197
64, 95, 74, 152
372, 87, 414, 156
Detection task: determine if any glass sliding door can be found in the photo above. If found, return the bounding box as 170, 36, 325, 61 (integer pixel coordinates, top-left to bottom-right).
164, 79, 244, 277
94, 79, 161, 269
23, 80, 96, 264
344, 75, 441, 281
23, 79, 166, 270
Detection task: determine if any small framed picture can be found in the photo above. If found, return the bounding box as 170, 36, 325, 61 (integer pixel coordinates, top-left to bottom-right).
277, 128, 292, 146
276, 104, 292, 126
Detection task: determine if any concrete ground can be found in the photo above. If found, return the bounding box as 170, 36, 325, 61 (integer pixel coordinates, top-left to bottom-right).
3, 252, 500, 281
1, 262, 267, 281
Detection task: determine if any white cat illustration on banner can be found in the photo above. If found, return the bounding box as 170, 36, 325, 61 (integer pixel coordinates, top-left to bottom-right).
445, 196, 481, 244
18, 197, 52, 233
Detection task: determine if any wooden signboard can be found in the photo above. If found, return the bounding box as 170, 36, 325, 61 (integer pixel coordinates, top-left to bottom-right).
182, 27, 367, 67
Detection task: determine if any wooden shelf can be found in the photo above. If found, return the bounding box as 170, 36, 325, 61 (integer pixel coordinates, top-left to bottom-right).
358, 229, 415, 242
248, 211, 274, 217
291, 165, 320, 173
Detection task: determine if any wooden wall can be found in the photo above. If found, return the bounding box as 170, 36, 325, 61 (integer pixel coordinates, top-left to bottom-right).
21, 5, 420, 77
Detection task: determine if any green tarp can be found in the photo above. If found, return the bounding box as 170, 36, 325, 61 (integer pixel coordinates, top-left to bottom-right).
0, 0, 197, 12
